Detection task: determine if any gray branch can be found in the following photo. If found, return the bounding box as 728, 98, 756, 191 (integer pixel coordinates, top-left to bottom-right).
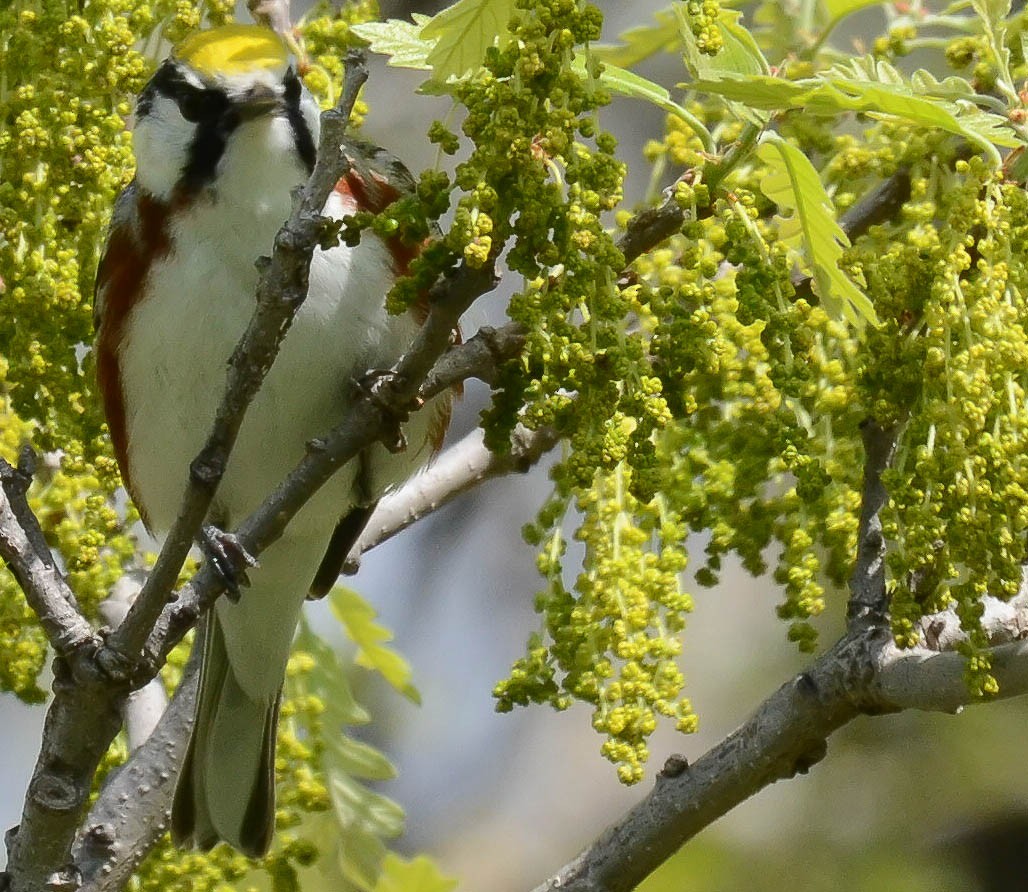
72, 655, 199, 892
0, 452, 94, 657
532, 601, 1028, 892
350, 422, 559, 563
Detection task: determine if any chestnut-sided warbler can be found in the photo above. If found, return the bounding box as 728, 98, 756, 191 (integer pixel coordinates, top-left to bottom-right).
93, 25, 450, 857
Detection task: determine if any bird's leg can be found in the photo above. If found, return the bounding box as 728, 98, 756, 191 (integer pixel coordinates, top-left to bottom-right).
198, 524, 259, 602
352, 368, 423, 454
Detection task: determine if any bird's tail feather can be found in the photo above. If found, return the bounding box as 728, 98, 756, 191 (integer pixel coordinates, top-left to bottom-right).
171, 611, 280, 858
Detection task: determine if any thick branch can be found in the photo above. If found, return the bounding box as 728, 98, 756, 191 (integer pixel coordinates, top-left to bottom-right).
531, 632, 875, 892
532, 594, 1028, 892
73, 656, 199, 892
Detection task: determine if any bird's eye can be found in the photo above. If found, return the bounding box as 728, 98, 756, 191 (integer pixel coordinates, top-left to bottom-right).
176, 87, 221, 123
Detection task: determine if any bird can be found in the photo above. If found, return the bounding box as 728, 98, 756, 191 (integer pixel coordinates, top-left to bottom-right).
92, 23, 452, 857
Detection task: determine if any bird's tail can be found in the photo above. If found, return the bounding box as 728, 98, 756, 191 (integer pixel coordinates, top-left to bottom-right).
170, 527, 327, 857
171, 610, 280, 857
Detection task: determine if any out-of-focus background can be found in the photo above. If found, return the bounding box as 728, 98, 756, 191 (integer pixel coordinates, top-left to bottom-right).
5, 3, 1028, 889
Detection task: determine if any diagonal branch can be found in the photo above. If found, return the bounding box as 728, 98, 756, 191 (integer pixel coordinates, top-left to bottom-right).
350, 422, 559, 563
531, 600, 1028, 892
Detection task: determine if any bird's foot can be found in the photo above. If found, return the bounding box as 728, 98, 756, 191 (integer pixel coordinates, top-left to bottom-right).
199, 525, 258, 603
352, 368, 423, 454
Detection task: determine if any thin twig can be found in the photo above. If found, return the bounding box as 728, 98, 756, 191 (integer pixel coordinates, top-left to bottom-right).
0, 453, 93, 657
350, 423, 559, 563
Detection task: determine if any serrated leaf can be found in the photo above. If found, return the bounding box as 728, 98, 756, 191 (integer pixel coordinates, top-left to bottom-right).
972, 0, 1013, 30
756, 135, 877, 327
572, 54, 713, 149
372, 855, 458, 892
330, 587, 421, 703
420, 0, 515, 81
972, 0, 1015, 98
678, 7, 770, 125
338, 828, 389, 892
351, 18, 433, 70
592, 6, 681, 67
691, 67, 1017, 159
293, 620, 371, 725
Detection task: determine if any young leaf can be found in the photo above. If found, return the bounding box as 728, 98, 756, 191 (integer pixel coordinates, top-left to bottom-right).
756, 135, 878, 327
592, 6, 681, 67
972, 0, 1017, 102
573, 54, 713, 149
326, 733, 399, 782
818, 0, 888, 43
821, 0, 886, 18
678, 7, 770, 125
372, 855, 459, 892
351, 16, 433, 70
678, 7, 770, 80
420, 0, 515, 81
289, 621, 404, 889
292, 620, 370, 726
330, 586, 421, 703
691, 64, 1016, 162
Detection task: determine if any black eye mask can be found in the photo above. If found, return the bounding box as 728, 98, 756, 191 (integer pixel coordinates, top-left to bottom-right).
282, 68, 316, 175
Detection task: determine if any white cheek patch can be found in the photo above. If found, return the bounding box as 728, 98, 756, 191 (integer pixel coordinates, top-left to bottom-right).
132, 95, 194, 200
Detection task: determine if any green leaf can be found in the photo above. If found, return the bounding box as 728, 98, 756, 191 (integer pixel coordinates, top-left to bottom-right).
972, 0, 1016, 101
372, 855, 458, 892
678, 7, 770, 125
821, 0, 886, 18
351, 17, 433, 70
592, 6, 681, 67
293, 620, 371, 726
573, 54, 713, 150
678, 7, 770, 81
288, 621, 407, 890
330, 587, 421, 704
420, 0, 516, 81
330, 772, 406, 839
756, 135, 878, 327
818, 0, 888, 44
352, 2, 514, 83
325, 734, 398, 782
691, 62, 1016, 162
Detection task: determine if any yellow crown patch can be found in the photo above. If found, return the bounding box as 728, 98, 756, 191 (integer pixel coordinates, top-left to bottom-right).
174, 24, 289, 79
